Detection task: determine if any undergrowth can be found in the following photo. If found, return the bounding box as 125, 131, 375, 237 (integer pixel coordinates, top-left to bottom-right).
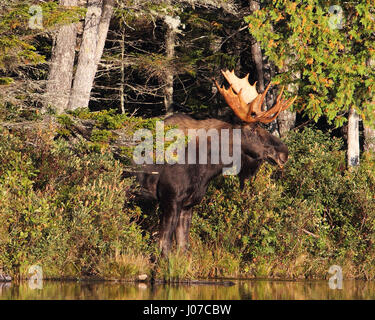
0, 110, 374, 281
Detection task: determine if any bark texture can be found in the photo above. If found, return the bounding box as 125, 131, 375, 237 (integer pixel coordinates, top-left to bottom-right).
277, 109, 297, 137
364, 58, 375, 153
46, 0, 78, 114
249, 1, 264, 92
347, 107, 360, 167
68, 0, 114, 111
163, 15, 181, 114
277, 63, 299, 138
364, 126, 375, 152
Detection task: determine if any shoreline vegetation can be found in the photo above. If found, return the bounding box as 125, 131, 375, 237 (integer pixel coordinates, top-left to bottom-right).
0, 0, 374, 287
0, 110, 374, 282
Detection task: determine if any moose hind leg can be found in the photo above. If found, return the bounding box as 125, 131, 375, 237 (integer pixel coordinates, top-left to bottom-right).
175, 208, 192, 252
159, 201, 181, 256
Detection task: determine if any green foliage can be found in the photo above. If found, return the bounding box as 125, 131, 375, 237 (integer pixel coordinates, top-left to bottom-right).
69, 108, 161, 132
0, 77, 14, 85
91, 129, 113, 143
0, 1, 85, 70
67, 108, 181, 161
56, 114, 74, 127
0, 101, 41, 122
158, 250, 192, 282
191, 127, 375, 279
245, 0, 375, 127
0, 127, 151, 279
0, 119, 374, 280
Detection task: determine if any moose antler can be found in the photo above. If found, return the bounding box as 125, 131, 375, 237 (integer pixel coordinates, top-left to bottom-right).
214, 69, 297, 123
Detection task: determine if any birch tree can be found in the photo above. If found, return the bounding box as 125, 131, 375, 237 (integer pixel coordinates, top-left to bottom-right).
46, 0, 79, 114
163, 15, 181, 114
68, 0, 114, 110
347, 107, 360, 167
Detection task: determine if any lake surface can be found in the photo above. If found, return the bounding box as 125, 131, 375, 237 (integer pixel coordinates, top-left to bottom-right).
0, 279, 374, 300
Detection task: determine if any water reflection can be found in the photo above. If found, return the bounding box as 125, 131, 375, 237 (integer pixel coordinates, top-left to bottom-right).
0, 280, 375, 300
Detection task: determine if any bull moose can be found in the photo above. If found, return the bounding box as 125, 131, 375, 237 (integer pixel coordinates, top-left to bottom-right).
126, 70, 296, 256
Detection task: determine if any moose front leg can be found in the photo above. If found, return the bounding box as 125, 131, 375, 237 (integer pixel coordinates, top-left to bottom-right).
159, 201, 181, 257
175, 207, 192, 252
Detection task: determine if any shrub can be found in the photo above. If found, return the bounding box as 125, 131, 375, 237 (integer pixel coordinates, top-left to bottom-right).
0, 127, 152, 279
1, 120, 374, 280
191, 127, 375, 279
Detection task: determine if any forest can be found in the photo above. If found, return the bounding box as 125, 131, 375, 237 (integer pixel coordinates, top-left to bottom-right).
0, 0, 374, 282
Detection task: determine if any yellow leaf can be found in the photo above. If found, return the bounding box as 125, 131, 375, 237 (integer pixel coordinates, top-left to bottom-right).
290, 3, 297, 11
276, 14, 284, 22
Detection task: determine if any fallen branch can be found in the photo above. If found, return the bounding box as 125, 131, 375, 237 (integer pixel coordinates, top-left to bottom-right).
301, 228, 319, 238
1, 115, 135, 154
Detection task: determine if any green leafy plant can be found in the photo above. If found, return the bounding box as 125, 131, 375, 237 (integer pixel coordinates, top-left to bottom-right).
245, 1, 375, 128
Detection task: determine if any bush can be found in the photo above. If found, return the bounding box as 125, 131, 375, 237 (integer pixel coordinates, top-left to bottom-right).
0, 121, 374, 280
191, 127, 375, 279
0, 127, 152, 279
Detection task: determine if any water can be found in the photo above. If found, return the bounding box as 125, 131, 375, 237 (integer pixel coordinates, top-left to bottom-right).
1, 280, 375, 300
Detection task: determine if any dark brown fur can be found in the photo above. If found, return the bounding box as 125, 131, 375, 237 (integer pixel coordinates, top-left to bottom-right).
124, 114, 288, 256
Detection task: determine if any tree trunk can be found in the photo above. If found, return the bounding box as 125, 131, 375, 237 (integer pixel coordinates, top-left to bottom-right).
163, 15, 180, 114
347, 107, 360, 167
94, 0, 114, 65
211, 36, 223, 117
277, 64, 299, 138
120, 31, 125, 114
249, 1, 264, 92
249, 0, 280, 136
364, 58, 375, 153
277, 109, 297, 137
46, 0, 78, 114
68, 0, 114, 111
364, 126, 375, 152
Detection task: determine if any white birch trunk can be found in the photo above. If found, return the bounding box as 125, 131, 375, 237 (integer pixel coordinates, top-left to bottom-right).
68, 0, 114, 111
163, 15, 180, 114
120, 32, 125, 114
347, 107, 360, 167
46, 0, 78, 114
95, 0, 114, 65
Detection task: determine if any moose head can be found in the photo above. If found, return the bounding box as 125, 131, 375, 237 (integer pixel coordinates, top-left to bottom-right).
214, 69, 296, 187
